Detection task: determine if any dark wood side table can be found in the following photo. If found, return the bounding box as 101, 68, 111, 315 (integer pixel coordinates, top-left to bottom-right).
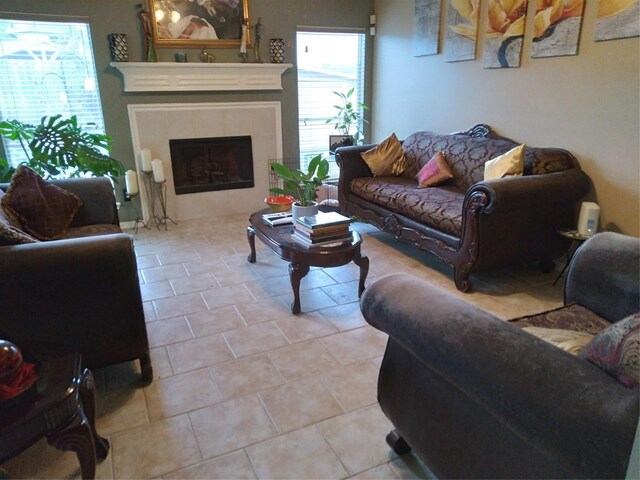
0, 349, 109, 479
553, 228, 593, 286
247, 209, 369, 314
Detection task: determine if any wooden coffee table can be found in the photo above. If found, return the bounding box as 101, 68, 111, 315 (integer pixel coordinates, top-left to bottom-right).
247, 209, 369, 314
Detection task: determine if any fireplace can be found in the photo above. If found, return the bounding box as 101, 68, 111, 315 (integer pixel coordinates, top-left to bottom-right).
169, 135, 254, 195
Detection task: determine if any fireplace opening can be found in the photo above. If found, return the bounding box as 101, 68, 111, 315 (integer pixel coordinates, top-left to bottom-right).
169, 135, 254, 195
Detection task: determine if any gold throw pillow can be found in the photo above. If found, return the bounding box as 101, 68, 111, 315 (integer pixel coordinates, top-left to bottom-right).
484, 144, 526, 180
361, 133, 407, 177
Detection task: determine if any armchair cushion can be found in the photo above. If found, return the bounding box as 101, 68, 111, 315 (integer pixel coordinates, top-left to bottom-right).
360, 133, 407, 177
581, 313, 640, 388
0, 190, 39, 246
1, 166, 82, 240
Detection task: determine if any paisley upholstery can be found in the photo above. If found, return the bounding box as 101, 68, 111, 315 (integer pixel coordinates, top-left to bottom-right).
350, 177, 465, 236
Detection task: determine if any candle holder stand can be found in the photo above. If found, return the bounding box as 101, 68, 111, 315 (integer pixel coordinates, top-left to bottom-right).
141, 171, 163, 229
154, 180, 177, 231
128, 192, 148, 234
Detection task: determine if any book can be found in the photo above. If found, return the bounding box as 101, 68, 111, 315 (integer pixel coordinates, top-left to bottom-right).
293, 221, 350, 236
263, 211, 293, 226
291, 230, 353, 248
292, 228, 353, 244
296, 211, 351, 230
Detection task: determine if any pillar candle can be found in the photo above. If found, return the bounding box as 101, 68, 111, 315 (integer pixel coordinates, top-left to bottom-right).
125, 170, 139, 195
152, 158, 165, 183
140, 148, 152, 172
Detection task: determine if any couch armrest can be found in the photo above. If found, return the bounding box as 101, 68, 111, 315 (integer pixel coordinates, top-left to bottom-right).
361, 273, 638, 475
566, 232, 640, 321
335, 144, 375, 208
50, 177, 119, 226
0, 234, 148, 368
468, 169, 590, 214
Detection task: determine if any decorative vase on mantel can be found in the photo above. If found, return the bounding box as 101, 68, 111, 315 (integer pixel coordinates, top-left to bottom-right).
292, 201, 319, 222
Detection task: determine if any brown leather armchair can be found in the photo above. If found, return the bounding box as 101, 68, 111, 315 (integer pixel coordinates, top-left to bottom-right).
0, 177, 152, 382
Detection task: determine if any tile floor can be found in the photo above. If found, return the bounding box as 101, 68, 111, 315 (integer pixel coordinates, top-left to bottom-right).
3, 214, 566, 479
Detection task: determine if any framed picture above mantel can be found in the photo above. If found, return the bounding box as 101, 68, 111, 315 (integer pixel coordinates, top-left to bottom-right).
148, 0, 250, 48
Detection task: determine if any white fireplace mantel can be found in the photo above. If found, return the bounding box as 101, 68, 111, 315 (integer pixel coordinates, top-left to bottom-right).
110, 62, 293, 92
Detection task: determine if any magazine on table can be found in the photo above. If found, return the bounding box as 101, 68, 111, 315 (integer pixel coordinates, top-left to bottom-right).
262, 211, 293, 226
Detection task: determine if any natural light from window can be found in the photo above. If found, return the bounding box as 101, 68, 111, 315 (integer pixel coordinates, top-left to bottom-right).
0, 19, 105, 166
297, 30, 365, 179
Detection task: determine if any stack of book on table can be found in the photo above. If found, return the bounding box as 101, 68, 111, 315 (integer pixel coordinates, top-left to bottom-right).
292, 211, 353, 248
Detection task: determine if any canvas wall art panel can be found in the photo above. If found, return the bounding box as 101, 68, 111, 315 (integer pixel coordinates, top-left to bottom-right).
531, 0, 585, 58
482, 0, 528, 68
446, 0, 481, 62
413, 0, 442, 56
594, 0, 639, 40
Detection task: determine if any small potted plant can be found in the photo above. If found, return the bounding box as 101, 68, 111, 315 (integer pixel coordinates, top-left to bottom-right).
269, 154, 330, 220
325, 87, 369, 146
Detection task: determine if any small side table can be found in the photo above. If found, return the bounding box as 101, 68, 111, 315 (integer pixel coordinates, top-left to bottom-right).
553, 229, 593, 286
0, 349, 109, 479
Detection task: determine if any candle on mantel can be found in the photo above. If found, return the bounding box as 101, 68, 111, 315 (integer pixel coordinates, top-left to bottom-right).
125, 170, 139, 195
140, 148, 152, 172
152, 158, 165, 183
240, 22, 247, 54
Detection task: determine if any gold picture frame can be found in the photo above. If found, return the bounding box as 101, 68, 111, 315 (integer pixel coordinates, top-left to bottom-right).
148, 0, 250, 48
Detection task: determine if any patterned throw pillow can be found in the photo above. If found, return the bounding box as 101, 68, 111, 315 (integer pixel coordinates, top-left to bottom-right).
361, 133, 408, 177
484, 144, 525, 180
416, 151, 455, 188
0, 189, 39, 246
580, 313, 640, 388
1, 166, 83, 240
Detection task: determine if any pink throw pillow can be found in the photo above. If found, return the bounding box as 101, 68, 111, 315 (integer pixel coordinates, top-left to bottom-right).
416, 151, 454, 188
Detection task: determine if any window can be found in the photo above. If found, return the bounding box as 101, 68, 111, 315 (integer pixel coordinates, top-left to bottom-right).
0, 18, 105, 166
297, 30, 366, 179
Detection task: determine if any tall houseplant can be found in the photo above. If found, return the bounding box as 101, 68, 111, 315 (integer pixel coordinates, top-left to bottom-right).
0, 115, 125, 183
325, 87, 369, 145
269, 154, 330, 219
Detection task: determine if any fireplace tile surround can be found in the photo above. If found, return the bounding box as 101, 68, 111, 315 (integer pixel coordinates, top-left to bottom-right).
128, 102, 283, 222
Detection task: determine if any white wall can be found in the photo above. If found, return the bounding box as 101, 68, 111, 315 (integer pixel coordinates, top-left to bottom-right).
372, 0, 640, 236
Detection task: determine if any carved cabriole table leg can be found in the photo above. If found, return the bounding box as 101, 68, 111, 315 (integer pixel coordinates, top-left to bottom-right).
247, 225, 256, 263
289, 262, 310, 314
353, 253, 369, 297
80, 369, 110, 460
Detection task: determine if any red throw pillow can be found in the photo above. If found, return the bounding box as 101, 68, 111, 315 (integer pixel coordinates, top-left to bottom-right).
416, 151, 454, 188
1, 166, 83, 240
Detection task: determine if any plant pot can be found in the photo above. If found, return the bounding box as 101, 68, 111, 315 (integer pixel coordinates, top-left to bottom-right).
292, 201, 318, 222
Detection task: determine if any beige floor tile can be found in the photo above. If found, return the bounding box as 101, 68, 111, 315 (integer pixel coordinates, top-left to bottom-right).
136, 253, 161, 269
189, 395, 278, 459
144, 368, 221, 421
274, 311, 339, 343
111, 414, 201, 478
320, 361, 379, 411
243, 274, 296, 298
143, 300, 158, 322
234, 298, 292, 325
267, 339, 340, 381
318, 405, 397, 475
389, 453, 437, 479
258, 377, 344, 433
322, 279, 362, 304
212, 264, 263, 285
146, 316, 193, 348
163, 450, 257, 479
149, 346, 175, 379
170, 272, 220, 295
246, 425, 348, 479
140, 280, 175, 302
153, 292, 209, 320
210, 353, 285, 400
321, 326, 389, 366
186, 305, 246, 337
319, 302, 368, 331
350, 463, 400, 479
182, 258, 228, 276
167, 333, 235, 374
299, 268, 338, 289
157, 249, 200, 266
201, 284, 256, 309
323, 262, 363, 283
223, 321, 290, 358
141, 263, 189, 283
96, 385, 149, 436
274, 287, 338, 313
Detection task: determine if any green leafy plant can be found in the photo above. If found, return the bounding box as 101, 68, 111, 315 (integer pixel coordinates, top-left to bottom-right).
0, 115, 125, 182
269, 154, 330, 207
325, 87, 369, 145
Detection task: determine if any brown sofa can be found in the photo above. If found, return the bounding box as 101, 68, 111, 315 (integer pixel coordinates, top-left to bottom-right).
361, 232, 639, 478
0, 177, 152, 382
336, 125, 591, 291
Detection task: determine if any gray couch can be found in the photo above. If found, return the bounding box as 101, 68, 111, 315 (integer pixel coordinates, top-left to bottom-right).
0, 177, 152, 382
360, 232, 639, 478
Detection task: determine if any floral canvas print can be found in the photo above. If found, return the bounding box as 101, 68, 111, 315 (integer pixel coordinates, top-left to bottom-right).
531, 0, 585, 58
446, 0, 481, 62
482, 0, 529, 68
413, 0, 442, 56
595, 0, 639, 40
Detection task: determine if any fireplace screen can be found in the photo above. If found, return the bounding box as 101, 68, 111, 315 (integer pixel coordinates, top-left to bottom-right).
169, 136, 254, 195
